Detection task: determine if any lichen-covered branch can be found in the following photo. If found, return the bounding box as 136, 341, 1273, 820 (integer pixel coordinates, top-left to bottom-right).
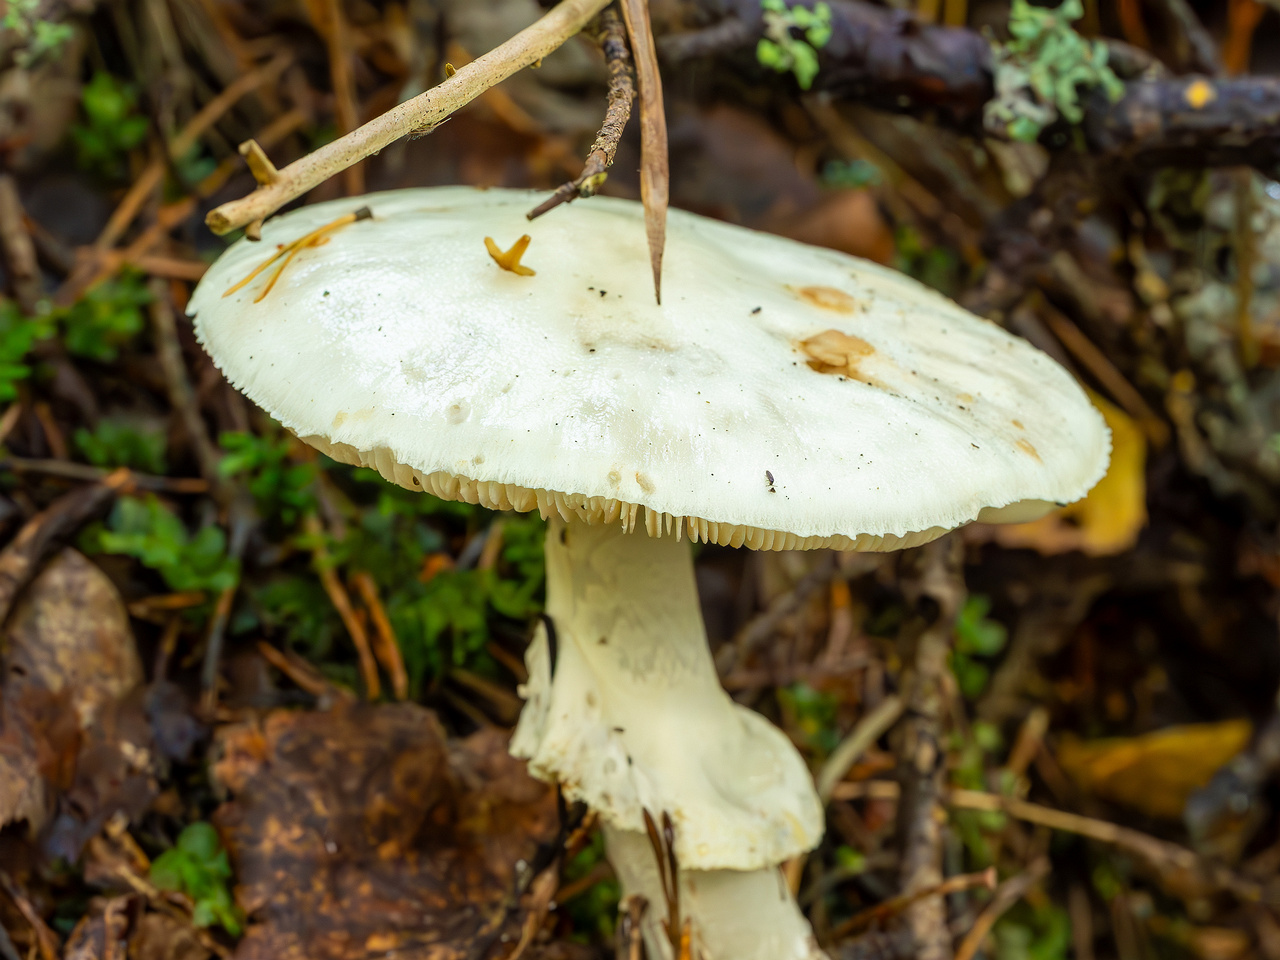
658, 0, 1280, 173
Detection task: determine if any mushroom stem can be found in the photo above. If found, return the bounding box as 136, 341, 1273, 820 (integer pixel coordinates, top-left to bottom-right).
511, 516, 826, 949
605, 825, 827, 960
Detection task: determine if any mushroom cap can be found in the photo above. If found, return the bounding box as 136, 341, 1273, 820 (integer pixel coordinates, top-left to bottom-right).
189, 186, 1109, 549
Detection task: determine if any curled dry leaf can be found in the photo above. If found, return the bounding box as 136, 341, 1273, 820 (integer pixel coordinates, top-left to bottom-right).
211, 703, 560, 960
981, 392, 1147, 557
1058, 720, 1253, 821
0, 549, 152, 847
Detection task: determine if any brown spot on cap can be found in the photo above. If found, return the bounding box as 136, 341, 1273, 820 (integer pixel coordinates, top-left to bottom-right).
635, 472, 655, 494
1012, 419, 1024, 430
793, 285, 857, 313
798, 329, 880, 386
1016, 438, 1041, 462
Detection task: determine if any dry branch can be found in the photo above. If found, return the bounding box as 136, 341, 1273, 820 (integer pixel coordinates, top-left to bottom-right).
206, 0, 613, 235
527, 6, 636, 221
896, 537, 965, 960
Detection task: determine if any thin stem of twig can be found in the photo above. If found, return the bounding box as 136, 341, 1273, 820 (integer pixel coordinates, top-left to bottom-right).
834, 867, 996, 939
0, 456, 208, 493
149, 279, 227, 500
206, 0, 612, 235
527, 6, 635, 220
314, 0, 364, 195
833, 781, 1268, 903
954, 859, 1051, 960
351, 570, 408, 700
305, 513, 381, 699
817, 695, 905, 803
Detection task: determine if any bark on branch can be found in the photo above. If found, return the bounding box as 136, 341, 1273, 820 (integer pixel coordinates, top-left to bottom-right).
659, 0, 1280, 174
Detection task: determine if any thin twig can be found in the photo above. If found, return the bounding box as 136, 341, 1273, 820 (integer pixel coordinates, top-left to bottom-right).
0, 456, 208, 493
528, 6, 636, 220
818, 696, 905, 803
352, 570, 408, 699
149, 279, 227, 499
257, 640, 354, 704
304, 513, 381, 699
715, 552, 838, 673
0, 175, 40, 314
200, 495, 256, 716
833, 781, 1269, 904
312, 0, 364, 195
1037, 296, 1169, 447
833, 867, 996, 938
619, 0, 667, 303
205, 0, 613, 235
90, 53, 292, 257
954, 859, 1051, 960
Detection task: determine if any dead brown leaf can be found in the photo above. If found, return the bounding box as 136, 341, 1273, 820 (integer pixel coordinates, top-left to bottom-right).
211, 703, 558, 960
0, 550, 151, 842
620, 0, 667, 303
1058, 720, 1253, 820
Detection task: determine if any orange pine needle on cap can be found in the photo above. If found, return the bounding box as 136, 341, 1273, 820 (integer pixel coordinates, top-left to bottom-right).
485, 234, 536, 276
223, 206, 372, 300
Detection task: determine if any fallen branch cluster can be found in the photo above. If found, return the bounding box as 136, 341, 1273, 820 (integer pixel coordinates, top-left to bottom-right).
660, 0, 1280, 174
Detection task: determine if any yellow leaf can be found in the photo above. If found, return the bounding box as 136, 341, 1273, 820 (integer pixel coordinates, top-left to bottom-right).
992, 390, 1146, 556
1057, 720, 1252, 820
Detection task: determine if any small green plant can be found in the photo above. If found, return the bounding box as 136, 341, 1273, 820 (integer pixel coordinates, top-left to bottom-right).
984, 0, 1123, 142
87, 495, 239, 593
951, 594, 1008, 699
74, 418, 167, 474
994, 901, 1071, 960
150, 822, 243, 936
386, 512, 546, 689
756, 0, 832, 91
219, 429, 317, 525
3, 0, 74, 67
778, 681, 840, 756
0, 301, 52, 402
73, 72, 150, 178
51, 272, 150, 362
820, 158, 882, 190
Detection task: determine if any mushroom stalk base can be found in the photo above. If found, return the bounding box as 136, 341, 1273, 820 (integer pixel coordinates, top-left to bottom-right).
605, 826, 827, 960
511, 516, 823, 869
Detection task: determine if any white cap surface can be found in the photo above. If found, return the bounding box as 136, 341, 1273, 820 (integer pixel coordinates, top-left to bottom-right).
190, 187, 1108, 548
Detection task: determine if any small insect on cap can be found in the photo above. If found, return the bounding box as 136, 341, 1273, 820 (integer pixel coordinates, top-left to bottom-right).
189, 186, 1109, 546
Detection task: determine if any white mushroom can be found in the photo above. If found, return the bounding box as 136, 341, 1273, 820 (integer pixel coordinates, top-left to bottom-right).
190, 186, 1109, 960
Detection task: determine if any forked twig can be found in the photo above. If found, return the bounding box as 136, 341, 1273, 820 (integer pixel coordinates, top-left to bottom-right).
527, 6, 636, 221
